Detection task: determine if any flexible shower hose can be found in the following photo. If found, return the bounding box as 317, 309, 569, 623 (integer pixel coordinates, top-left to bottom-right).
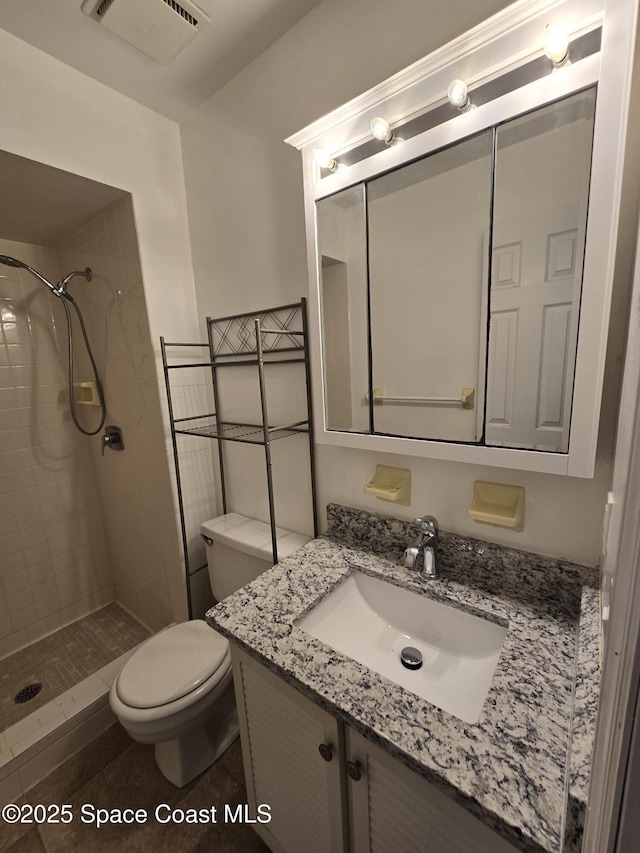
59, 292, 106, 436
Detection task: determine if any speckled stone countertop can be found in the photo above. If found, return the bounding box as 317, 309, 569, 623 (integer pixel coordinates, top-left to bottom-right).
206, 504, 600, 853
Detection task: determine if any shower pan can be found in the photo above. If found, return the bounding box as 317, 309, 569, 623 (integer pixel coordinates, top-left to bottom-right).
0, 253, 106, 435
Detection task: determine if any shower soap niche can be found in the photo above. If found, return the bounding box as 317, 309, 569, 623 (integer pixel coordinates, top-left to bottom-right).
74, 381, 100, 406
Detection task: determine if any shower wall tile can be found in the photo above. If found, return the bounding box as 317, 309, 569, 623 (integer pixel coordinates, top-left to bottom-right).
1, 198, 191, 656
0, 238, 115, 659
58, 196, 185, 632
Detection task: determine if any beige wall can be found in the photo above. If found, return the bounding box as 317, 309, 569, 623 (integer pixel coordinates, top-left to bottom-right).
180, 0, 621, 566
58, 197, 184, 632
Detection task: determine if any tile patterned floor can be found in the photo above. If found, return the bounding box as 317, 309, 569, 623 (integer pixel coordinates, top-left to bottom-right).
0, 606, 150, 732
0, 725, 270, 853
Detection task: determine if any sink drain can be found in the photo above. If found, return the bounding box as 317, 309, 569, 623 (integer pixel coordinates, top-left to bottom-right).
14, 683, 43, 704
400, 647, 423, 670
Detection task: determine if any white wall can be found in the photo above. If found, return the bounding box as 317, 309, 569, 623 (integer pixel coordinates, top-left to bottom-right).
0, 30, 198, 345
180, 0, 622, 567
0, 29, 202, 622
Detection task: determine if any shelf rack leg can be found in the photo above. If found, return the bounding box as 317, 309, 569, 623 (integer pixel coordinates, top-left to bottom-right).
160, 337, 194, 619
255, 317, 279, 565
206, 319, 228, 516
300, 298, 319, 538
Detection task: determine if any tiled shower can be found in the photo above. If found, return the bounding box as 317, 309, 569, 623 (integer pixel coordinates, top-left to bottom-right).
0, 238, 115, 659
0, 191, 188, 785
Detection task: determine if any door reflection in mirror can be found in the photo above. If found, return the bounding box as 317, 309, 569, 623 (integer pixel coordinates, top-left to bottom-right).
487, 87, 596, 451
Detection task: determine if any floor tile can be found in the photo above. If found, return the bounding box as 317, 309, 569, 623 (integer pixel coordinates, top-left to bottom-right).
24, 723, 132, 806
5, 830, 47, 853
2, 726, 268, 853
217, 739, 246, 789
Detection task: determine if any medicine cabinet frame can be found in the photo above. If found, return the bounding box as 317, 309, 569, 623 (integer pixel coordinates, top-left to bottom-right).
286, 0, 637, 477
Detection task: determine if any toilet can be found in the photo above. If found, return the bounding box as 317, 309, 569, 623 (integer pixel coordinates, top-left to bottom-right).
109, 512, 310, 787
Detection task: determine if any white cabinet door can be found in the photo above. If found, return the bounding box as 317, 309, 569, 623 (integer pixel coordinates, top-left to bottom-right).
346, 727, 518, 853
231, 647, 347, 853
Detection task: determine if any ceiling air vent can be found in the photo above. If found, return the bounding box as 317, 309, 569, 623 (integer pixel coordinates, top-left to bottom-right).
81, 0, 210, 65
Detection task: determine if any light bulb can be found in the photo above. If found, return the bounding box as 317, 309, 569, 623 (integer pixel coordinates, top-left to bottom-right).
545, 25, 570, 66
370, 116, 394, 144
314, 148, 339, 172
447, 79, 471, 112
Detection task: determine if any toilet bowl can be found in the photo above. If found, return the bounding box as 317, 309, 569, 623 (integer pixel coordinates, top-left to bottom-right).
110, 619, 237, 787
109, 513, 310, 787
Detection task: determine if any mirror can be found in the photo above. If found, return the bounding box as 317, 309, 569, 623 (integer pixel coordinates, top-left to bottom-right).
487, 89, 595, 451
316, 88, 596, 452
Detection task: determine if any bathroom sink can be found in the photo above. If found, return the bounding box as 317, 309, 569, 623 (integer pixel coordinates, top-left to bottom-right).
296, 571, 507, 723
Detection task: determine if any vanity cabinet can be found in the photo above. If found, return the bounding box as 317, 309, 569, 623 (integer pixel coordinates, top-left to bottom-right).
231, 646, 518, 853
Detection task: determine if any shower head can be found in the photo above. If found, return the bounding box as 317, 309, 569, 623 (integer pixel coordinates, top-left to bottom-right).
0, 254, 28, 269
0, 253, 58, 292
0, 254, 91, 296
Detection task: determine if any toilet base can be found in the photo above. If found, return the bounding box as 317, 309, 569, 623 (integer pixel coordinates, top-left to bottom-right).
154, 678, 239, 788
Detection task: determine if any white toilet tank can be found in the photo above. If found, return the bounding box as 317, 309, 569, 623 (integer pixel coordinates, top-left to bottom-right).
201, 512, 310, 601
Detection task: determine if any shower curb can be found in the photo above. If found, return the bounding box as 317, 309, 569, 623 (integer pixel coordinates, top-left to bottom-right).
0, 646, 140, 802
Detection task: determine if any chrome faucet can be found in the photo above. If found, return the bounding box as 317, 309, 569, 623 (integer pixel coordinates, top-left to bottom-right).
403, 515, 439, 579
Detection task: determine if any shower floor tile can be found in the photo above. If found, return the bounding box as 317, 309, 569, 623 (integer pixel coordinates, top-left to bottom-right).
0, 604, 150, 732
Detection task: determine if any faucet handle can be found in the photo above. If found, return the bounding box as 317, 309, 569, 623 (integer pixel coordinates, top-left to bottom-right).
415, 515, 439, 534
101, 425, 124, 456
403, 546, 419, 569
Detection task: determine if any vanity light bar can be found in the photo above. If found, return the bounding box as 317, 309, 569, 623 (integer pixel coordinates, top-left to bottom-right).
323, 26, 600, 172
313, 148, 339, 172
370, 116, 398, 145
447, 79, 473, 112
545, 24, 571, 66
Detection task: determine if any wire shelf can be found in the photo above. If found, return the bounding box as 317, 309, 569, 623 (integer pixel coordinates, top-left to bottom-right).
174, 419, 310, 444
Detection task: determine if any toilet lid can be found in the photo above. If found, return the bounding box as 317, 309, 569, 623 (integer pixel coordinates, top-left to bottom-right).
116, 620, 230, 709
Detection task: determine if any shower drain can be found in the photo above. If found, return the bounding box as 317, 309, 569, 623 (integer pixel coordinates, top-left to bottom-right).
14, 683, 43, 704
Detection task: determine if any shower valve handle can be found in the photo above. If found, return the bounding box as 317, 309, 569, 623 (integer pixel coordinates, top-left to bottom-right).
101, 426, 124, 455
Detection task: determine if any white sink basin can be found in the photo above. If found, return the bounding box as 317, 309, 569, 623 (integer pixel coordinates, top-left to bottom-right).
297, 571, 507, 723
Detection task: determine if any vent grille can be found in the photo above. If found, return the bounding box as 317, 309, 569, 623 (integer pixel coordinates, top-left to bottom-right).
81, 0, 210, 63
162, 0, 199, 28
96, 0, 116, 17
96, 0, 199, 29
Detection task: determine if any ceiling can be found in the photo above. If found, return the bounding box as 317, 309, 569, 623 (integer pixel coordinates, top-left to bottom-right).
0, 0, 324, 123
0, 0, 323, 246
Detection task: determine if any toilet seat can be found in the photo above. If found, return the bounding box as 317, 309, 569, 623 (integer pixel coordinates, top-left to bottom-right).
116, 620, 230, 709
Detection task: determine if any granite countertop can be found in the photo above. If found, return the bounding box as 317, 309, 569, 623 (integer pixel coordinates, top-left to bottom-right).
206, 504, 600, 853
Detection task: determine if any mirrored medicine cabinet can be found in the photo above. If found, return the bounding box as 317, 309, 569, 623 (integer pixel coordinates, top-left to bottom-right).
287, 0, 636, 477
316, 88, 595, 454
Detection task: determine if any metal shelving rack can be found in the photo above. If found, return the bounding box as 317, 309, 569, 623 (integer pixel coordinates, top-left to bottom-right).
161, 299, 318, 615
